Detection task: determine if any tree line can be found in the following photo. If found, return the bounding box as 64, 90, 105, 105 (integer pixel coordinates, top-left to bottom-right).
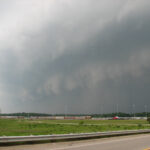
0, 112, 149, 117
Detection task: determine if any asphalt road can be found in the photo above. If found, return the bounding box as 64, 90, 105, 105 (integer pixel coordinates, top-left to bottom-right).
1, 134, 150, 150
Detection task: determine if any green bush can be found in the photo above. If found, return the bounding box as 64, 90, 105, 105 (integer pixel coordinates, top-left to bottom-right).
147, 117, 150, 124
79, 121, 84, 125
138, 124, 142, 128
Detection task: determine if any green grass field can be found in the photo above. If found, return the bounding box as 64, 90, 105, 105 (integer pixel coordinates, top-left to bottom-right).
0, 119, 150, 136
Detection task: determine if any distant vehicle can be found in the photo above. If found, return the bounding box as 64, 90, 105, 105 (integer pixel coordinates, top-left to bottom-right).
112, 116, 119, 120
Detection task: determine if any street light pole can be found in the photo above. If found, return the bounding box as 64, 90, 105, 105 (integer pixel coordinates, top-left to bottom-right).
101, 105, 103, 115
65, 105, 68, 117
116, 104, 119, 116
144, 105, 147, 118
132, 104, 135, 119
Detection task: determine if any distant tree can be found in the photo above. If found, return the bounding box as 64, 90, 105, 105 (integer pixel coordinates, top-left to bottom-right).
147, 117, 150, 124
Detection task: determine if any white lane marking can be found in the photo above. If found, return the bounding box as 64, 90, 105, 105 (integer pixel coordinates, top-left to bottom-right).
50, 134, 150, 150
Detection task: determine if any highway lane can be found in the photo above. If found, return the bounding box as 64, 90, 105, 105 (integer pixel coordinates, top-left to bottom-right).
1, 134, 150, 150
52, 134, 150, 150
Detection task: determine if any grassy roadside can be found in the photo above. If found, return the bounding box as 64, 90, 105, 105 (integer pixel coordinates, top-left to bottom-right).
0, 119, 150, 136
39, 119, 148, 125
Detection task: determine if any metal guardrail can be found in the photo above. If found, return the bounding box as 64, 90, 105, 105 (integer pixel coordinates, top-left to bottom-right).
0, 129, 150, 143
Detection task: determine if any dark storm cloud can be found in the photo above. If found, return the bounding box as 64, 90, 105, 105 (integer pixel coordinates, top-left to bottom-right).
0, 0, 150, 113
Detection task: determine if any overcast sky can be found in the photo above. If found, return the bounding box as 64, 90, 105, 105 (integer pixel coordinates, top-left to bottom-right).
0, 0, 150, 114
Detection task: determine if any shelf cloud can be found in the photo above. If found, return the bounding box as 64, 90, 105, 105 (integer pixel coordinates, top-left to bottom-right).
0, 0, 150, 113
